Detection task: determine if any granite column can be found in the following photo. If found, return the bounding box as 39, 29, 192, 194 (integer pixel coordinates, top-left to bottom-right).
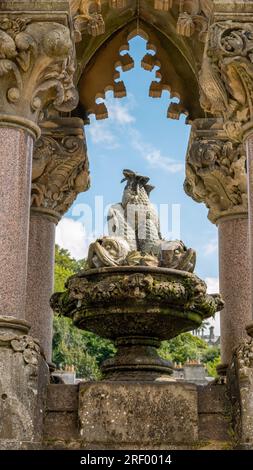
25, 118, 90, 362
185, 119, 250, 366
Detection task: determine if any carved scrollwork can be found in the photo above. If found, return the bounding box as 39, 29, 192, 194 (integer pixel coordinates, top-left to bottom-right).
31, 117, 90, 220
199, 21, 253, 139
184, 119, 248, 223
141, 42, 188, 120
0, 16, 78, 136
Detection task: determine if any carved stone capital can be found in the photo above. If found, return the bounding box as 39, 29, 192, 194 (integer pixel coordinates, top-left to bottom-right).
0, 13, 78, 138
31, 117, 90, 222
184, 119, 248, 224
199, 9, 253, 141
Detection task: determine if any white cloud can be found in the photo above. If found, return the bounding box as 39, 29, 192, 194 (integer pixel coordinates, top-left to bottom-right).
129, 128, 184, 174
205, 277, 219, 294
87, 121, 119, 149
107, 99, 136, 125
55, 218, 89, 260
205, 277, 220, 336
204, 238, 218, 256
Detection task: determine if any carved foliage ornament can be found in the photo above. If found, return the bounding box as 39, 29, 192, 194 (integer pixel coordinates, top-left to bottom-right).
154, 0, 212, 42
199, 22, 253, 140
0, 17, 78, 130
184, 133, 247, 223
236, 337, 253, 384
51, 271, 223, 319
70, 0, 105, 42
32, 119, 90, 219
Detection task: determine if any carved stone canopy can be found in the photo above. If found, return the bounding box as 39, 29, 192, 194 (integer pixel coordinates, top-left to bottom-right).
184, 118, 248, 224
0, 1, 78, 138
73, 0, 209, 123
31, 117, 90, 222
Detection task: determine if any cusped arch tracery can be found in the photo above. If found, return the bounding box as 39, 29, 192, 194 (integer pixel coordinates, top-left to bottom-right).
73, 0, 210, 123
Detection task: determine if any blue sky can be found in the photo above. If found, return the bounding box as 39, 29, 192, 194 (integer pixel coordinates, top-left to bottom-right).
56, 36, 220, 333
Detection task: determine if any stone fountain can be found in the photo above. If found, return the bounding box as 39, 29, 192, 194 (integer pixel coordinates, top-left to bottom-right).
51, 169, 223, 382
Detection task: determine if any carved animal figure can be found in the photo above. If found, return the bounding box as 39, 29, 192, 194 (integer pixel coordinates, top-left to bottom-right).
108, 169, 162, 253
87, 170, 196, 272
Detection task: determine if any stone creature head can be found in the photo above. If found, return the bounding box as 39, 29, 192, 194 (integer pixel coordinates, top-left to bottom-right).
159, 240, 196, 272
121, 169, 155, 208
87, 236, 130, 268
189, 141, 220, 171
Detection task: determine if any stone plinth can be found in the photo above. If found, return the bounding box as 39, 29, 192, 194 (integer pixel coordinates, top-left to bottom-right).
0, 128, 33, 319
79, 381, 198, 448
25, 211, 55, 362
219, 217, 251, 364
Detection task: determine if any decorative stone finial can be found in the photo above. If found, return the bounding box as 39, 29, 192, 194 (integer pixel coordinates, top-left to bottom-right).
184, 119, 247, 223
31, 117, 90, 222
87, 169, 196, 270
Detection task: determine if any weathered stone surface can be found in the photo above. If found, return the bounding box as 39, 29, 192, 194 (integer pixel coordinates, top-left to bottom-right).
198, 384, 231, 442
198, 383, 230, 414
78, 381, 198, 447
43, 411, 79, 441
52, 265, 222, 380
0, 6, 77, 137
32, 117, 90, 221
0, 316, 49, 449
234, 334, 253, 447
185, 118, 247, 224
46, 384, 79, 411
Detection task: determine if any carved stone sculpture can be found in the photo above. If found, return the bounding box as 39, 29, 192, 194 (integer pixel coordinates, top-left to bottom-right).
184, 119, 247, 223
51, 171, 222, 381
88, 169, 196, 270
32, 117, 90, 221
199, 20, 253, 140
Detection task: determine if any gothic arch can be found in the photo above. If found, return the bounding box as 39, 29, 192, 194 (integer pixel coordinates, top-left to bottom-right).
72, 1, 208, 123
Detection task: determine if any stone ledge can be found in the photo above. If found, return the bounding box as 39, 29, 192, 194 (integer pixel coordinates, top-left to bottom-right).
197, 384, 229, 414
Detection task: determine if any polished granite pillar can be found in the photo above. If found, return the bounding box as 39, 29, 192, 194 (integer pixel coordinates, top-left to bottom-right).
218, 216, 251, 365
25, 210, 56, 361
0, 127, 34, 319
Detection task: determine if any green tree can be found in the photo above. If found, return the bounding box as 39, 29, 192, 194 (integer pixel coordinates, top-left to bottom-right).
159, 334, 221, 377
159, 333, 208, 364
53, 245, 115, 379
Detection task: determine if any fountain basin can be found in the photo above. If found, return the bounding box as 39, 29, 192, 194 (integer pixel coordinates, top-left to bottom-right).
51, 266, 223, 381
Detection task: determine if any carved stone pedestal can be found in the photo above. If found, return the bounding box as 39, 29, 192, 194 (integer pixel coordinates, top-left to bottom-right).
0, 316, 48, 449
51, 266, 222, 382
79, 381, 198, 449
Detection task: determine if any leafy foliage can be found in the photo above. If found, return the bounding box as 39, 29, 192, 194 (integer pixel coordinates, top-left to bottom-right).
53, 244, 220, 378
